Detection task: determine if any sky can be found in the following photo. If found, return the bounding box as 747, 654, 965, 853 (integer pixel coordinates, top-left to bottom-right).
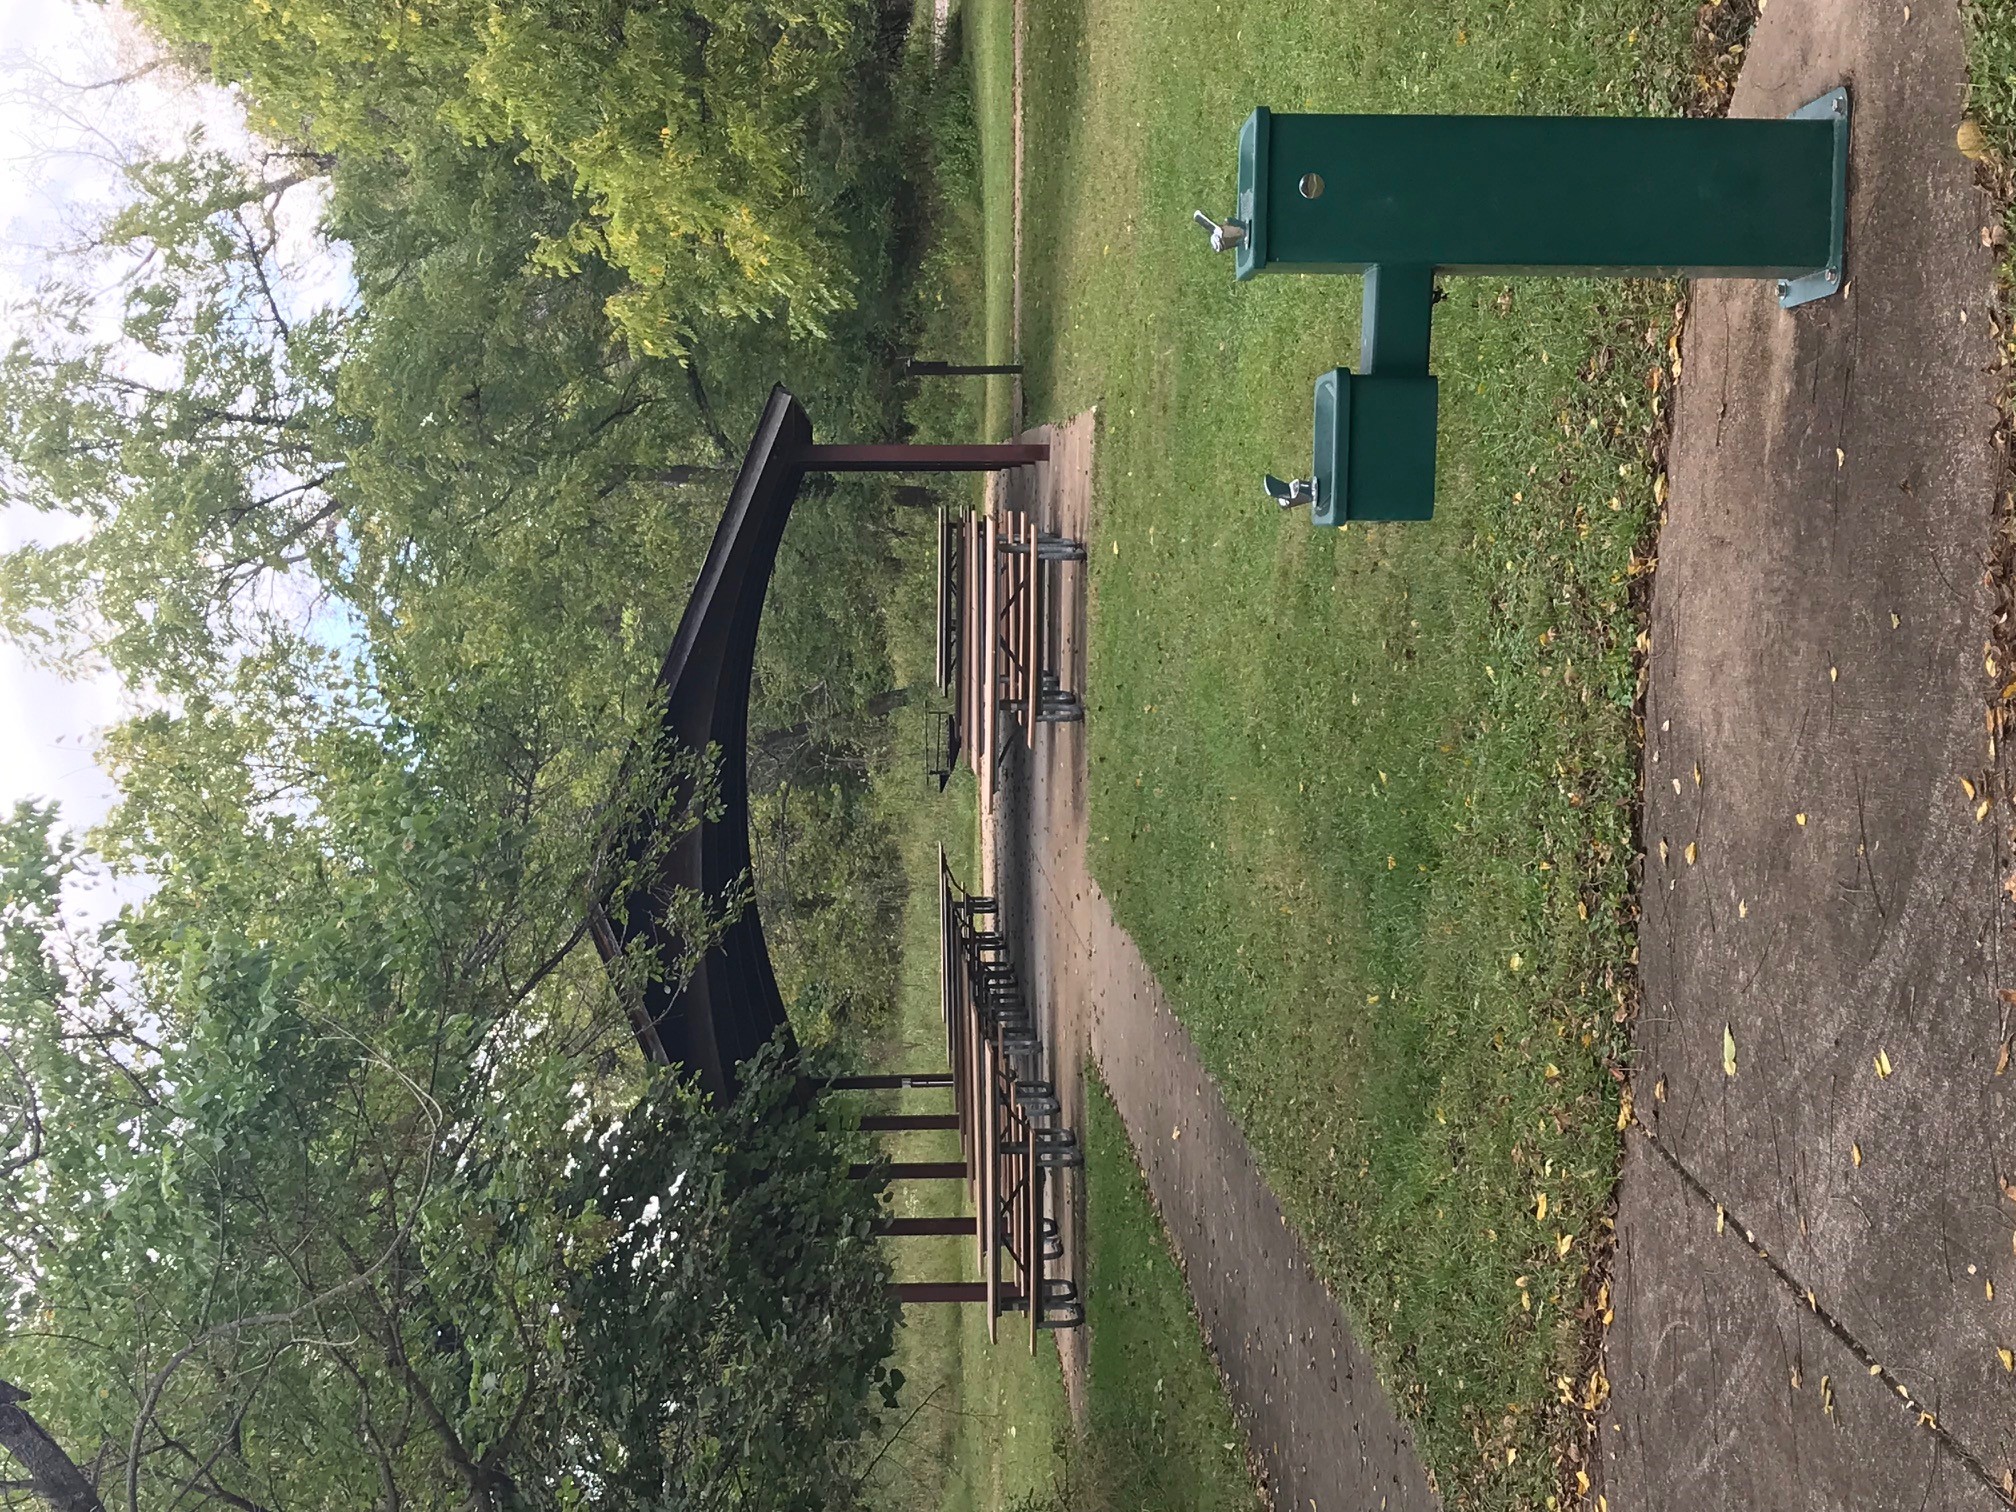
0, 0, 345, 901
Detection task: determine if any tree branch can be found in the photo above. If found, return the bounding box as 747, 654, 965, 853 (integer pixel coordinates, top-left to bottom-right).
680, 350, 733, 457
0, 1381, 107, 1512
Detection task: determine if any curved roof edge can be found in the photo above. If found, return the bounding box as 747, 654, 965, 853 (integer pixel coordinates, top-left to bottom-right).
597, 385, 810, 1102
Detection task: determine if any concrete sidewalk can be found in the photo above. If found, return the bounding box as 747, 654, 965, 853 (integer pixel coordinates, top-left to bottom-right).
1603, 1, 2015, 1505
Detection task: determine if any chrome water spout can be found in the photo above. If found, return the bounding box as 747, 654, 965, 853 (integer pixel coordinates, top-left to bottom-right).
1263, 474, 1317, 510
1192, 210, 1247, 253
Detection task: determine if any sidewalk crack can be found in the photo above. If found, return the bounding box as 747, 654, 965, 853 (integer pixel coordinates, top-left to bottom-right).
1629, 1121, 2011, 1502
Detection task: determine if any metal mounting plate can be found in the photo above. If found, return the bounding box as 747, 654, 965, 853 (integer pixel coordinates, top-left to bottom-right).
1778, 86, 1851, 309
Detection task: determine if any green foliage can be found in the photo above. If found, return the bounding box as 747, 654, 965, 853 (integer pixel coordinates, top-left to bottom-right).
545, 1045, 898, 1507
0, 793, 899, 1511
1966, 0, 2016, 148
0, 3, 994, 1502
1964, 0, 2016, 286
0, 151, 346, 679
131, 0, 877, 352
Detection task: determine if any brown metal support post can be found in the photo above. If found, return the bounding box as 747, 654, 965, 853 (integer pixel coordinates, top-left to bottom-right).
907, 359, 1027, 377
820, 1073, 954, 1091
805, 443, 1049, 473
876, 1216, 979, 1237
851, 1161, 968, 1181
860, 1113, 961, 1132
892, 1282, 1026, 1305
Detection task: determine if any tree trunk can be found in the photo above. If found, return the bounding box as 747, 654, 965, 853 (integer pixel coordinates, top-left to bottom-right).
0, 1380, 107, 1512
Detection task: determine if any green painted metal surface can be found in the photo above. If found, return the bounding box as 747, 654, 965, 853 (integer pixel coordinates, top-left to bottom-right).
1218, 93, 1850, 524
1235, 107, 1838, 280
1312, 369, 1438, 526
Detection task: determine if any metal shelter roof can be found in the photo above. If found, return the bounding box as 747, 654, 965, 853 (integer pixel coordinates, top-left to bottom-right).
593, 386, 1047, 1101
595, 386, 807, 1102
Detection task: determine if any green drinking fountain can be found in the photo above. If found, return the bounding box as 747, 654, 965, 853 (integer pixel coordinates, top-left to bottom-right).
1196, 93, 1850, 524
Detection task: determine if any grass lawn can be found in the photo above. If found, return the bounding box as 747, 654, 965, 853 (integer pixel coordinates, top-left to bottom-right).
1070, 1073, 1254, 1512
978, 0, 1714, 1503
962, 0, 1019, 442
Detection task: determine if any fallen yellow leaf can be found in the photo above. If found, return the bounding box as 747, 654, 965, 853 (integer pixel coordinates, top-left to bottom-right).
1685, 841, 1698, 865
1716, 1205, 1726, 1235
1981, 800, 1994, 823
1959, 119, 1991, 161
1577, 1469, 1591, 1495
1852, 1142, 1862, 1168
1875, 1049, 1893, 1079
1999, 1348, 2013, 1372
1723, 1024, 1738, 1077
1535, 1191, 1549, 1222
1616, 1090, 1633, 1132
1962, 776, 1978, 801
1557, 1232, 1573, 1256
1796, 813, 1808, 827
1996, 1040, 2010, 1077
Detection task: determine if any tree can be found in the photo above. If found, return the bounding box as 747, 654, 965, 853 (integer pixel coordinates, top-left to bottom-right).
0, 680, 900, 1511
0, 146, 347, 682
129, 0, 876, 353
0, 15, 972, 1499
